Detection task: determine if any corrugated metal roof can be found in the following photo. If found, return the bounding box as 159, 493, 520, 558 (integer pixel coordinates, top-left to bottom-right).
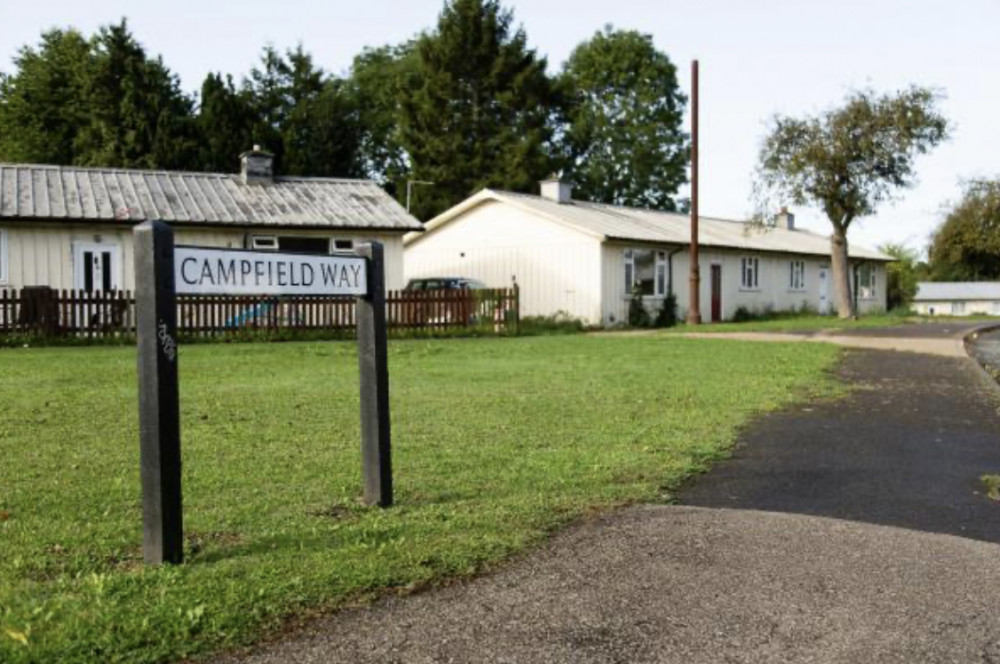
0, 163, 423, 231
489, 190, 892, 261
408, 189, 892, 261
914, 282, 1000, 301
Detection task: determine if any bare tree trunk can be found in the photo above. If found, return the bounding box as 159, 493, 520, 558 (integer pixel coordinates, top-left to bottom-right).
830, 226, 855, 318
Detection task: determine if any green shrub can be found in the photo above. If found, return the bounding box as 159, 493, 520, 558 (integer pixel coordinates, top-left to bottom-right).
654, 292, 678, 328
628, 287, 652, 328
518, 312, 586, 336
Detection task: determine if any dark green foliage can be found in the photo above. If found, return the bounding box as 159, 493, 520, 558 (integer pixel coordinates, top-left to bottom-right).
518, 313, 586, 335
245, 46, 363, 177
197, 73, 256, 173
879, 243, 920, 309
399, 0, 558, 219
74, 20, 199, 169
558, 27, 688, 210
628, 286, 651, 327
928, 180, 1000, 281
654, 292, 678, 328
732, 306, 754, 323
0, 29, 91, 164
349, 44, 418, 194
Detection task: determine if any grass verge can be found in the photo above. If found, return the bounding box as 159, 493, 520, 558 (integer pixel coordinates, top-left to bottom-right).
664, 313, 998, 335
0, 335, 840, 662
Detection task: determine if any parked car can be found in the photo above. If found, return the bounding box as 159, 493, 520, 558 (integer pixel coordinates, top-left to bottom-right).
404, 277, 488, 291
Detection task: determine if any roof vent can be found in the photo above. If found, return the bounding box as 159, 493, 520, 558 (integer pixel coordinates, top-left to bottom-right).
540, 176, 573, 204
240, 145, 274, 185
776, 206, 795, 231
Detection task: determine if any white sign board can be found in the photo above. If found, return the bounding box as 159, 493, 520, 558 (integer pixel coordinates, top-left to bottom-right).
174, 247, 367, 296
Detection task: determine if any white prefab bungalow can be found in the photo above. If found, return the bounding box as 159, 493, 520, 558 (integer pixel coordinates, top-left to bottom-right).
913, 282, 1000, 317
0, 149, 422, 293
404, 181, 891, 325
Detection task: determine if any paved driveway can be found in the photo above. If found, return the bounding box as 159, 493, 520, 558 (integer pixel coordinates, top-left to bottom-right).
218, 323, 1000, 664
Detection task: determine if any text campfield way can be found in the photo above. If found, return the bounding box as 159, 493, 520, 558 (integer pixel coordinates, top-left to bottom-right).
173, 247, 368, 296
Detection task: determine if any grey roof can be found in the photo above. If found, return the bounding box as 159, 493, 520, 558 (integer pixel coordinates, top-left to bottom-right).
0, 163, 422, 231
914, 282, 1000, 301
409, 189, 892, 261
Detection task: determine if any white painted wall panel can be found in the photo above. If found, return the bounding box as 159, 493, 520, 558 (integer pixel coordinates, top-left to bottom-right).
405, 201, 603, 322
1, 222, 406, 291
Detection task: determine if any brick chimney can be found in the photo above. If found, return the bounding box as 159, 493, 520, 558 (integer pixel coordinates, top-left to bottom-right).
776, 206, 795, 231
240, 145, 274, 185
540, 176, 573, 204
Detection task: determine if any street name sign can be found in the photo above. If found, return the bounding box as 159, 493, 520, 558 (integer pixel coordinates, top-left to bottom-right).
174, 247, 367, 296
134, 222, 392, 566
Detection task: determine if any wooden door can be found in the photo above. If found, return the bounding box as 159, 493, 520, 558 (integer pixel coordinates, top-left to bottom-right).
710, 264, 722, 322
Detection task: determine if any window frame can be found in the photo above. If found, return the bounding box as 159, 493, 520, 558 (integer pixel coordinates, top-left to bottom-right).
332, 239, 354, 251
951, 301, 966, 315
0, 229, 7, 285
740, 256, 760, 291
789, 260, 806, 291
624, 248, 667, 297
857, 263, 877, 300
250, 235, 278, 251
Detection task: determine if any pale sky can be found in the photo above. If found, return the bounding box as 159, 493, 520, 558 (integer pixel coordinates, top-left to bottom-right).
2, 0, 998, 255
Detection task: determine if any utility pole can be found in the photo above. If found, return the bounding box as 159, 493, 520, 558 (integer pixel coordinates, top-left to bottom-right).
687, 59, 702, 325
406, 180, 435, 214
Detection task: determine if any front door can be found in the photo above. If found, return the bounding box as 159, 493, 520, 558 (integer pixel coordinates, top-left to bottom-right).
710, 264, 722, 323
818, 265, 830, 315
73, 243, 120, 292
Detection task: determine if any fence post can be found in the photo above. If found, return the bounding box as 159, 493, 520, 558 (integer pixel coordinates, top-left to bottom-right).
513, 283, 520, 335
134, 220, 183, 565
354, 242, 392, 507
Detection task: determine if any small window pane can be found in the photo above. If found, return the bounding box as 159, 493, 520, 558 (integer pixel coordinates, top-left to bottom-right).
334, 239, 354, 250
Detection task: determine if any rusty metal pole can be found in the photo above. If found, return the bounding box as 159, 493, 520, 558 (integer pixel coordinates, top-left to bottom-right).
687, 59, 702, 325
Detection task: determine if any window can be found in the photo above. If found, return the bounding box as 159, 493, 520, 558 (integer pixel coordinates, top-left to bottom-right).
624, 249, 667, 296
333, 239, 354, 251
278, 236, 330, 254
740, 256, 759, 290
857, 264, 877, 299
952, 302, 966, 315
789, 260, 806, 291
251, 235, 278, 250
0, 229, 7, 285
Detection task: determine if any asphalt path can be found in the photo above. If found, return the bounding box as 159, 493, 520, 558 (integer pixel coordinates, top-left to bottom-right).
216, 323, 1000, 664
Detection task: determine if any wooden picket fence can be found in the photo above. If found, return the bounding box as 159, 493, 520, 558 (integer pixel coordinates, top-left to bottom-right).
0, 286, 520, 340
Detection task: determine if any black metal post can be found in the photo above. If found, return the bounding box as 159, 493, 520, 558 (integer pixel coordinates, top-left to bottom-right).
355, 242, 392, 507
134, 220, 183, 564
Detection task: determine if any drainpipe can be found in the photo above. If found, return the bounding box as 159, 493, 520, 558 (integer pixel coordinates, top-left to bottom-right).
666, 246, 684, 296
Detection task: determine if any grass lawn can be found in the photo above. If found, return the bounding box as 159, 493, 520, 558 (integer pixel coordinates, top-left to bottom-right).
0, 335, 840, 663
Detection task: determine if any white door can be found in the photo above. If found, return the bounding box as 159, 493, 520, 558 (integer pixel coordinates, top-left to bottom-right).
818, 265, 830, 315
74, 243, 120, 292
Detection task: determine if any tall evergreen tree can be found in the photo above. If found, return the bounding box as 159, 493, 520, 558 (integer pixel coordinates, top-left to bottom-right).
197, 73, 256, 172
0, 28, 92, 164
399, 0, 558, 219
245, 45, 362, 176
74, 20, 199, 169
559, 27, 689, 210
349, 43, 417, 193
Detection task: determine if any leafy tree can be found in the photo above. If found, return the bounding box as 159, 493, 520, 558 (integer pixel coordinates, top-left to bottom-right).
0, 28, 92, 164
245, 45, 362, 177
879, 243, 920, 310
928, 179, 1000, 281
558, 27, 688, 210
399, 0, 558, 219
196, 73, 256, 172
349, 43, 417, 194
74, 20, 199, 169
754, 87, 948, 317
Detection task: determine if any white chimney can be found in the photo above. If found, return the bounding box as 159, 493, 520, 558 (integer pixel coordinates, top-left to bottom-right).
240, 145, 274, 185
540, 177, 573, 204
776, 206, 795, 230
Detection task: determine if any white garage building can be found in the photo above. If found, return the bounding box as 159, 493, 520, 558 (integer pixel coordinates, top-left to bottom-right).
913, 282, 1000, 316
404, 180, 891, 325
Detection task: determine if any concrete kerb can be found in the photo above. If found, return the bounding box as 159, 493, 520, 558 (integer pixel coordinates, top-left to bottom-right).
962, 323, 1000, 398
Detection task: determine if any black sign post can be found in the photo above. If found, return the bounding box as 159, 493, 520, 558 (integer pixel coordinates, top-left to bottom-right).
134, 220, 183, 565
355, 243, 393, 507
133, 224, 393, 565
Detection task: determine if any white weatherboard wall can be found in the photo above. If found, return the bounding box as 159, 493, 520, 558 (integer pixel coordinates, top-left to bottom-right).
914, 300, 1000, 316
602, 244, 885, 325
405, 200, 604, 322
1, 223, 406, 291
